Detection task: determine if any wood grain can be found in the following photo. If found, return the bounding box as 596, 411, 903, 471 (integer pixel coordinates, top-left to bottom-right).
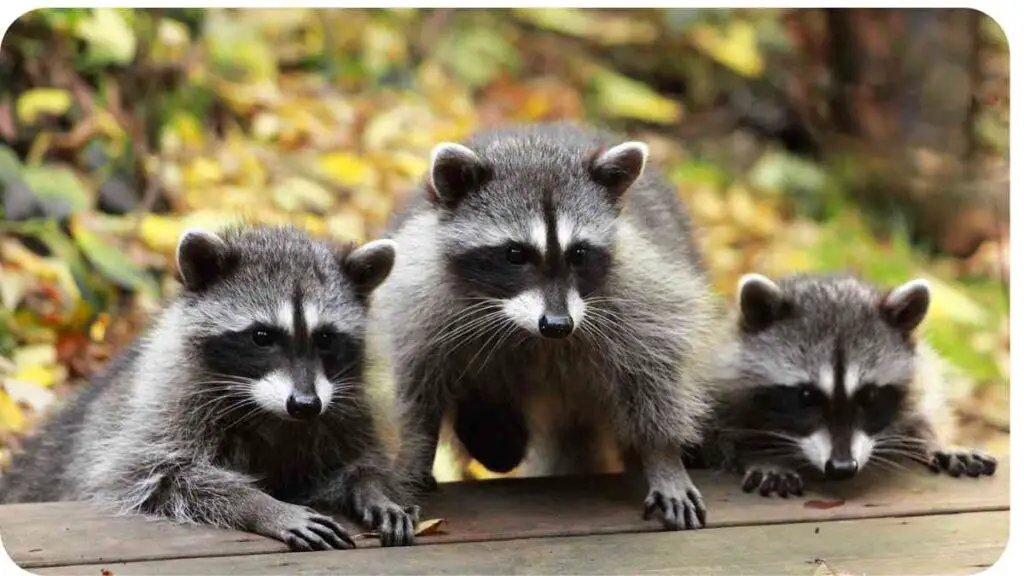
0, 462, 1008, 569
33, 511, 1009, 576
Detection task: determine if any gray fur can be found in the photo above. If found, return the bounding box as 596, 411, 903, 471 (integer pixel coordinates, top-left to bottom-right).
372, 121, 725, 530
0, 226, 418, 549
701, 272, 998, 497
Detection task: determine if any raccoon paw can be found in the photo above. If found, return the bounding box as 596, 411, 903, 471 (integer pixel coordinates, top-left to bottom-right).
741, 466, 804, 498
642, 486, 707, 530
928, 449, 997, 478
263, 504, 355, 552
361, 501, 421, 547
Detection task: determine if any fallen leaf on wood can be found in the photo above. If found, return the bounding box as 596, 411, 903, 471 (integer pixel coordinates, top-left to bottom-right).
353, 518, 448, 540
415, 517, 448, 536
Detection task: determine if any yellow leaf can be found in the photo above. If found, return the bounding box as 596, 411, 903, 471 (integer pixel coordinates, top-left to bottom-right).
162, 112, 205, 154
466, 459, 515, 480
352, 517, 447, 541
12, 365, 56, 388
918, 273, 987, 327
691, 21, 764, 78
0, 264, 30, 310
75, 8, 137, 66
89, 313, 110, 343
252, 112, 281, 142
140, 214, 184, 254
0, 389, 26, 433
726, 187, 758, 228
13, 344, 57, 369
590, 66, 682, 124
16, 88, 72, 125
181, 210, 244, 233
318, 152, 372, 187
689, 186, 726, 224
327, 212, 367, 244
183, 157, 223, 190
388, 151, 429, 180
414, 518, 448, 536
272, 177, 335, 213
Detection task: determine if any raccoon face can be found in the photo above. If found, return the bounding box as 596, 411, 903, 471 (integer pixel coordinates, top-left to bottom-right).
426, 138, 647, 339
175, 227, 395, 421
734, 274, 931, 480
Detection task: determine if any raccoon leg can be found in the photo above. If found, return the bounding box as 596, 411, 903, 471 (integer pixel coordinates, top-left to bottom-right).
304, 459, 420, 547
453, 390, 529, 474
892, 419, 998, 478
741, 464, 805, 497
127, 462, 354, 551
640, 444, 707, 531
394, 398, 445, 493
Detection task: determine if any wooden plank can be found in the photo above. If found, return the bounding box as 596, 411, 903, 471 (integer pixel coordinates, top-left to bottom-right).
0, 461, 1009, 569
34, 511, 1010, 576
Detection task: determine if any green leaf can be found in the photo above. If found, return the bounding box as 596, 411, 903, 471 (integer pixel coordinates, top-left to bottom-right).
75, 8, 137, 67
16, 88, 73, 125
21, 164, 91, 214
589, 66, 682, 124
512, 8, 657, 45
205, 11, 277, 82
689, 20, 765, 78
0, 144, 21, 184
748, 150, 828, 195
438, 24, 521, 89
70, 220, 159, 297
669, 159, 730, 190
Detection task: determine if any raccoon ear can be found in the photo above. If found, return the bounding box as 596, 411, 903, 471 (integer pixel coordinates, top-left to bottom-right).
343, 239, 397, 296
427, 142, 490, 209
881, 278, 930, 332
176, 229, 233, 291
590, 141, 648, 200
738, 273, 785, 331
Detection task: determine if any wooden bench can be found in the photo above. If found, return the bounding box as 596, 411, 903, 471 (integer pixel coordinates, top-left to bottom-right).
0, 456, 1009, 575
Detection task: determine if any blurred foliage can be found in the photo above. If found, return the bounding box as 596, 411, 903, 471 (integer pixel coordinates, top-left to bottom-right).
0, 8, 1010, 474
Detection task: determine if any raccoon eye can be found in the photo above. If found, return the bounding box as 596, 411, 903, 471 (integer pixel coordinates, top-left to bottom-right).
798, 385, 820, 408
316, 331, 337, 352
567, 245, 588, 266
251, 328, 276, 348
860, 384, 879, 405
506, 244, 527, 265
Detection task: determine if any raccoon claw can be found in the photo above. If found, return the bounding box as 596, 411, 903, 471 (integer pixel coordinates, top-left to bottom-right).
642, 487, 707, 530
742, 466, 804, 498
928, 449, 997, 478
267, 505, 355, 552
361, 502, 420, 547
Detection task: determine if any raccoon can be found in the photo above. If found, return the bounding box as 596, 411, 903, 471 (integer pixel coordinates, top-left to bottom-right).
371, 122, 724, 530
0, 226, 420, 549
700, 272, 998, 497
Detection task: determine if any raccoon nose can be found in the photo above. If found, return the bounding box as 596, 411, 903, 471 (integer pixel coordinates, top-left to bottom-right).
538, 314, 574, 339
825, 457, 859, 480
286, 394, 322, 420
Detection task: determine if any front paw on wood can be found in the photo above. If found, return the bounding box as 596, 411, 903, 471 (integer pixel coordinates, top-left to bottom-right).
928, 450, 997, 478
741, 466, 804, 498
643, 487, 707, 530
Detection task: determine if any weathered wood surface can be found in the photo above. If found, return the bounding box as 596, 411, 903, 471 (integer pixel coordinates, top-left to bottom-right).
32, 511, 1009, 576
0, 460, 1009, 570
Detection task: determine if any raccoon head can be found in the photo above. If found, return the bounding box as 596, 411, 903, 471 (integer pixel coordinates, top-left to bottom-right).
426, 133, 647, 340
175, 226, 395, 421
734, 273, 931, 480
